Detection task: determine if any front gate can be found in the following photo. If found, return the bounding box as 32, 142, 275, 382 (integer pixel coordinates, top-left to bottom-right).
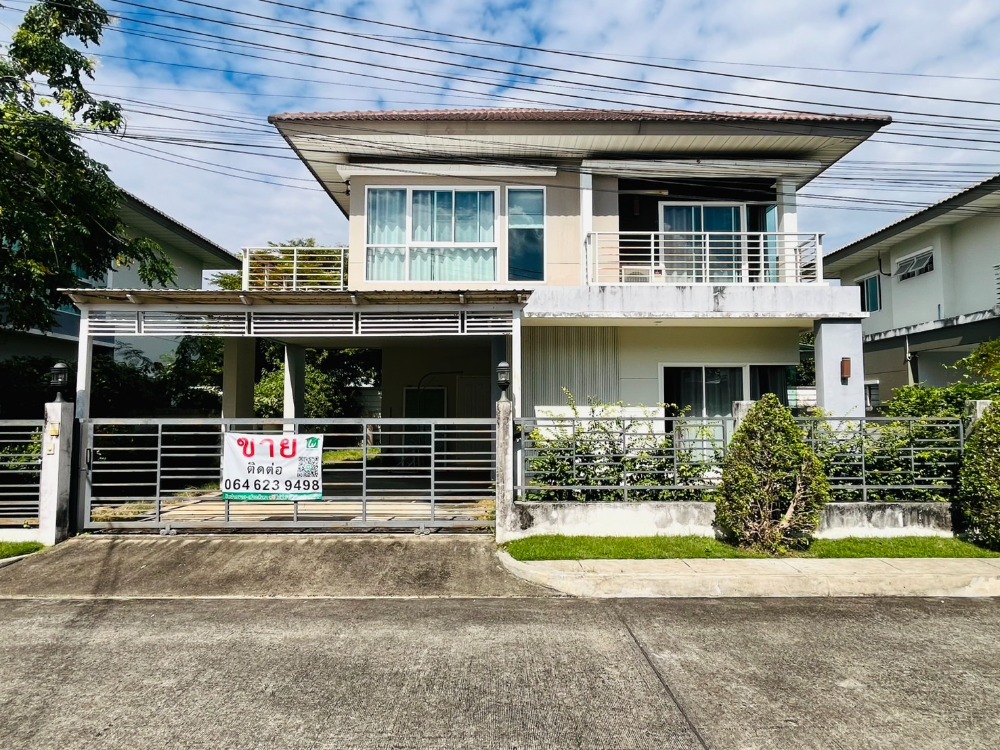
78, 417, 496, 531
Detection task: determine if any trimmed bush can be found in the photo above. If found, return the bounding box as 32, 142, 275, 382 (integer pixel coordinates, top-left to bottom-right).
955, 402, 1000, 550
715, 394, 830, 554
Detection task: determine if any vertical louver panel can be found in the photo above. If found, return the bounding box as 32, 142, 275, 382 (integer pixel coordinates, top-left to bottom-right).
522, 326, 619, 410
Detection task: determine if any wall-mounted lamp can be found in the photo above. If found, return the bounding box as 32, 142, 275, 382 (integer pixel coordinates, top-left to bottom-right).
840, 357, 852, 382
49, 361, 70, 402
497, 360, 511, 401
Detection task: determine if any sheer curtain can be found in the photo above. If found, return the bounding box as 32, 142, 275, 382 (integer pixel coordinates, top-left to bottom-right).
367, 189, 406, 280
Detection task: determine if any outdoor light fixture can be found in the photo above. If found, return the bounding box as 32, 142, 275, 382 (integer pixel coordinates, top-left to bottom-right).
497, 360, 511, 401
49, 361, 70, 403
840, 357, 852, 382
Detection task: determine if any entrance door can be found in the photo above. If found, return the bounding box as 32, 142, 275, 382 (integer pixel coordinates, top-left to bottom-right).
404, 387, 447, 418
660, 204, 744, 282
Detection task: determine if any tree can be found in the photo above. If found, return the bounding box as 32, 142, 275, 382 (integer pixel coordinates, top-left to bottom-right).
714, 394, 830, 554
1, 0, 173, 332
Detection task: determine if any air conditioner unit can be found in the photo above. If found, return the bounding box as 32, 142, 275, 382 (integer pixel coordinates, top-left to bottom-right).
620, 267, 652, 284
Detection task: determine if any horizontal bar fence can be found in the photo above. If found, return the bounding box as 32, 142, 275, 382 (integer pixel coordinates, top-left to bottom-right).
516, 416, 734, 502
514, 415, 965, 503
81, 417, 496, 530
243, 246, 347, 291
0, 420, 44, 528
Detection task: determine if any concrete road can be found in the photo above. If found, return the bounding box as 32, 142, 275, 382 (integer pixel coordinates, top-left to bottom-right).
1, 537, 998, 749
2, 597, 999, 749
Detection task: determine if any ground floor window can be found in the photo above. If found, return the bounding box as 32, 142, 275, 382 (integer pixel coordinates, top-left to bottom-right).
663, 364, 796, 417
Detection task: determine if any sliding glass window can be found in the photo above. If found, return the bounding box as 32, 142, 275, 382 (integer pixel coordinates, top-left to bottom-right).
663, 366, 743, 418
366, 188, 497, 282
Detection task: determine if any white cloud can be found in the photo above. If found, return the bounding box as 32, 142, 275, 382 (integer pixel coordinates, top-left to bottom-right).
3, 0, 1000, 253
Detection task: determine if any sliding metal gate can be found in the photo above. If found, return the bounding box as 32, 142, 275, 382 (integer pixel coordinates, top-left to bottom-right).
78, 418, 496, 531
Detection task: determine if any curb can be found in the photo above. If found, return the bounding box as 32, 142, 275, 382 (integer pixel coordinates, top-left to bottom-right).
0, 552, 40, 570
496, 552, 1000, 598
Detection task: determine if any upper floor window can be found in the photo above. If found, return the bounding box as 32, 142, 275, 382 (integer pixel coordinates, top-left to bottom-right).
508, 188, 545, 281
367, 187, 497, 282
859, 274, 881, 312
894, 250, 933, 282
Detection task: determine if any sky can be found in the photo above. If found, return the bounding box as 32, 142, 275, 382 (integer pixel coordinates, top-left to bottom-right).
3, 0, 1000, 260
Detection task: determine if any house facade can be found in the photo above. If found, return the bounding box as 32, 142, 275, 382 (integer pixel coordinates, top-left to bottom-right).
67, 109, 890, 422
824, 174, 1000, 403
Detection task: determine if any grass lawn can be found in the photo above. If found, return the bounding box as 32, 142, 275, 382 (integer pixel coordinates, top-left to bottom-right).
504, 535, 1000, 561
323, 447, 381, 463
0, 541, 43, 561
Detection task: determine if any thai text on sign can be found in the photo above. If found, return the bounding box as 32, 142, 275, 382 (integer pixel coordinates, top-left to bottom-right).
222, 433, 323, 501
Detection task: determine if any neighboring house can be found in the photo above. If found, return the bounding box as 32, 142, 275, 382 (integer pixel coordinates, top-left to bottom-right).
0, 192, 240, 365
824, 174, 1000, 404
66, 109, 890, 421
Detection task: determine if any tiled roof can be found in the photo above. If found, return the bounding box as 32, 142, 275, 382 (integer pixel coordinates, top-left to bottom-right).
269, 108, 892, 125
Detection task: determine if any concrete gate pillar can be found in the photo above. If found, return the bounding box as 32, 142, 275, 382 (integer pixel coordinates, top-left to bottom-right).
222, 338, 255, 418
814, 318, 866, 418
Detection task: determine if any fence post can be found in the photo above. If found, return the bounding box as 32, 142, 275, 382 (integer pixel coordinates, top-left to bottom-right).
495, 398, 516, 543
38, 400, 74, 545
732, 400, 756, 435
965, 400, 994, 432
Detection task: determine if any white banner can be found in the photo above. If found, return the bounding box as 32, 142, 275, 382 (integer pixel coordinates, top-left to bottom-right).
222, 433, 323, 501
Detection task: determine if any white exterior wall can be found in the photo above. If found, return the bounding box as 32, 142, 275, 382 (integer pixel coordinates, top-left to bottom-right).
839, 213, 1000, 338
618, 327, 799, 405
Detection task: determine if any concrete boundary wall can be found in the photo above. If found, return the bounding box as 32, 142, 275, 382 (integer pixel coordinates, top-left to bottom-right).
502, 501, 953, 542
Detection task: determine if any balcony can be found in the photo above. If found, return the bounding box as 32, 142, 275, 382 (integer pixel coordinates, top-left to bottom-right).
242, 246, 347, 291
586, 232, 823, 285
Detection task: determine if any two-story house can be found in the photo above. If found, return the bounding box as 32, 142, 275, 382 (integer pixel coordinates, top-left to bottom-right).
1, 191, 240, 367
66, 109, 890, 422
824, 174, 1000, 403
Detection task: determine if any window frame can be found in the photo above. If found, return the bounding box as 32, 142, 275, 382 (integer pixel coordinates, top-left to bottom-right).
366, 185, 501, 282
893, 248, 934, 282
658, 362, 797, 418
506, 186, 547, 284
855, 272, 882, 313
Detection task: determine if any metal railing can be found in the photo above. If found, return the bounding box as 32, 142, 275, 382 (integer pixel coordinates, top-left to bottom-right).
800, 416, 965, 503
514, 415, 964, 503
242, 246, 347, 291
516, 416, 733, 502
81, 417, 495, 529
0, 420, 43, 527
586, 231, 823, 285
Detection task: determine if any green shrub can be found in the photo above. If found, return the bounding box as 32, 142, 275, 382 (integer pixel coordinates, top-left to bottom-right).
524, 391, 713, 502
715, 394, 830, 554
955, 402, 1000, 549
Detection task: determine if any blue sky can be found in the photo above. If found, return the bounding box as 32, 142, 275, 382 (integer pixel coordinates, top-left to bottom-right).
3, 0, 1000, 255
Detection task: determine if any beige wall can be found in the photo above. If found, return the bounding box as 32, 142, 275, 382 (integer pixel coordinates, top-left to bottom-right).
380, 339, 493, 418
349, 172, 582, 290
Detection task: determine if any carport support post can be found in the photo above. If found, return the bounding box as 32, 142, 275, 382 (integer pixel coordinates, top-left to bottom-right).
38, 400, 73, 545
495, 397, 516, 543
222, 338, 255, 418
283, 344, 306, 421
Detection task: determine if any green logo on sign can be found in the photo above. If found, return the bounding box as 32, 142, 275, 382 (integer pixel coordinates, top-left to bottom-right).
306, 437, 320, 449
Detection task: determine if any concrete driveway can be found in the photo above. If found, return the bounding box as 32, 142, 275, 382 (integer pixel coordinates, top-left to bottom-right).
0, 536, 998, 749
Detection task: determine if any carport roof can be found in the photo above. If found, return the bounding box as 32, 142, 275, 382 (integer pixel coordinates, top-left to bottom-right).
63, 288, 533, 307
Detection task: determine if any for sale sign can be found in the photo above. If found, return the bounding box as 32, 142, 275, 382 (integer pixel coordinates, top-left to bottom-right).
222, 433, 323, 501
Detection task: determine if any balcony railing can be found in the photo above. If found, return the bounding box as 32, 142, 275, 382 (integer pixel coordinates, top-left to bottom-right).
242, 246, 347, 291
586, 231, 823, 285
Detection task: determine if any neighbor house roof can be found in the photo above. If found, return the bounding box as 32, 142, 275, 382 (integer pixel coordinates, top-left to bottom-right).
120, 192, 240, 270
824, 173, 1000, 276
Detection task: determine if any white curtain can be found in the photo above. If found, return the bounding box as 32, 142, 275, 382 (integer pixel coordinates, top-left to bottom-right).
367, 189, 406, 245
366, 248, 406, 281
410, 248, 495, 281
